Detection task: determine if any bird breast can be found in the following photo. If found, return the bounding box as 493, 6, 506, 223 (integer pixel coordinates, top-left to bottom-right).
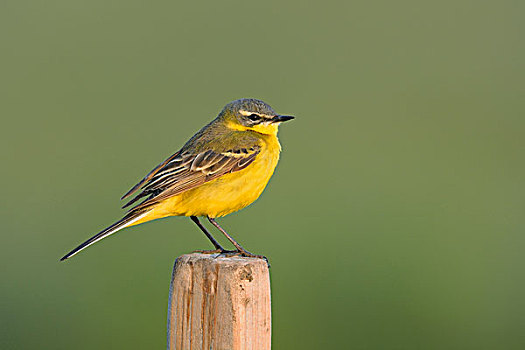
155, 136, 281, 218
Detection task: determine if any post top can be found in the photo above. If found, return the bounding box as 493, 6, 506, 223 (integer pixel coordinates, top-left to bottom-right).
174, 252, 269, 269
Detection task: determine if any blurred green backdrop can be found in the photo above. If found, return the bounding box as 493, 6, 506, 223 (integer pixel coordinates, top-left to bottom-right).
1, 0, 524, 349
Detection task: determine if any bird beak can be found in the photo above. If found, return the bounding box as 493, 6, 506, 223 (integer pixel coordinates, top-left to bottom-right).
270, 115, 295, 124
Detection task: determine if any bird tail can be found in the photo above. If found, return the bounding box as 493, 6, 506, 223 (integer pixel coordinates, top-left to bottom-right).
60, 210, 150, 261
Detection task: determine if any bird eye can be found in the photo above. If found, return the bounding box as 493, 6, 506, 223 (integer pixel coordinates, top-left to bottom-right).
247, 114, 261, 122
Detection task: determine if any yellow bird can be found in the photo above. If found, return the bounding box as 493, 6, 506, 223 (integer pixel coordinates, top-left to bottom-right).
61, 98, 294, 261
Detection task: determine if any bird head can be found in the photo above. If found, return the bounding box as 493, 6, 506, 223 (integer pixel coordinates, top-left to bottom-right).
219, 98, 294, 135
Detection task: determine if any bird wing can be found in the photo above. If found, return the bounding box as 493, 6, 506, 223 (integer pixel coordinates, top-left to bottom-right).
121, 151, 183, 200
121, 146, 261, 212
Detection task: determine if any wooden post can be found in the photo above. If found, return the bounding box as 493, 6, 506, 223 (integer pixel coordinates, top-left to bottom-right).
167, 253, 271, 350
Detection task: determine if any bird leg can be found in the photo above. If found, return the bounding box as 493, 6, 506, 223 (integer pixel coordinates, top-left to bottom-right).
190, 216, 230, 253
207, 216, 269, 265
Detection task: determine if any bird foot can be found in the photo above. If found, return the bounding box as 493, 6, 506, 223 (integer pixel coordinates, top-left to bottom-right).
192, 249, 220, 254
193, 249, 234, 254
236, 250, 270, 267
192, 249, 270, 267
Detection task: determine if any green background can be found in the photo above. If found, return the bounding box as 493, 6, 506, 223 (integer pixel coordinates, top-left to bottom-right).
2, 0, 524, 349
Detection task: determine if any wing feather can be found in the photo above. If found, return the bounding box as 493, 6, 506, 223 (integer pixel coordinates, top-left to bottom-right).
122, 146, 260, 211
121, 151, 182, 200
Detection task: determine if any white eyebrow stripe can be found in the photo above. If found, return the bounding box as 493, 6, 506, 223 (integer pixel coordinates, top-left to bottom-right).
239, 110, 273, 119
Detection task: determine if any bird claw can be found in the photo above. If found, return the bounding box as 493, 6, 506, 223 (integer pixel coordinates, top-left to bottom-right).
192, 249, 270, 267
192, 249, 223, 254
193, 249, 237, 255
237, 250, 271, 268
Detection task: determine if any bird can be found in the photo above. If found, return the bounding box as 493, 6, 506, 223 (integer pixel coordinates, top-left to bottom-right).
60, 98, 294, 261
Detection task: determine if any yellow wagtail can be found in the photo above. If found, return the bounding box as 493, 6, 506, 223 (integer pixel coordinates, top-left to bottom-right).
61, 98, 293, 261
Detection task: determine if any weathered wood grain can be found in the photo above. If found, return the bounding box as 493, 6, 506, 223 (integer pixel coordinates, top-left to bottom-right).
167, 253, 271, 350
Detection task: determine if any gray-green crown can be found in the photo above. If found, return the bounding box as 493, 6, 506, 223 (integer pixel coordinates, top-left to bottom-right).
221, 98, 276, 117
